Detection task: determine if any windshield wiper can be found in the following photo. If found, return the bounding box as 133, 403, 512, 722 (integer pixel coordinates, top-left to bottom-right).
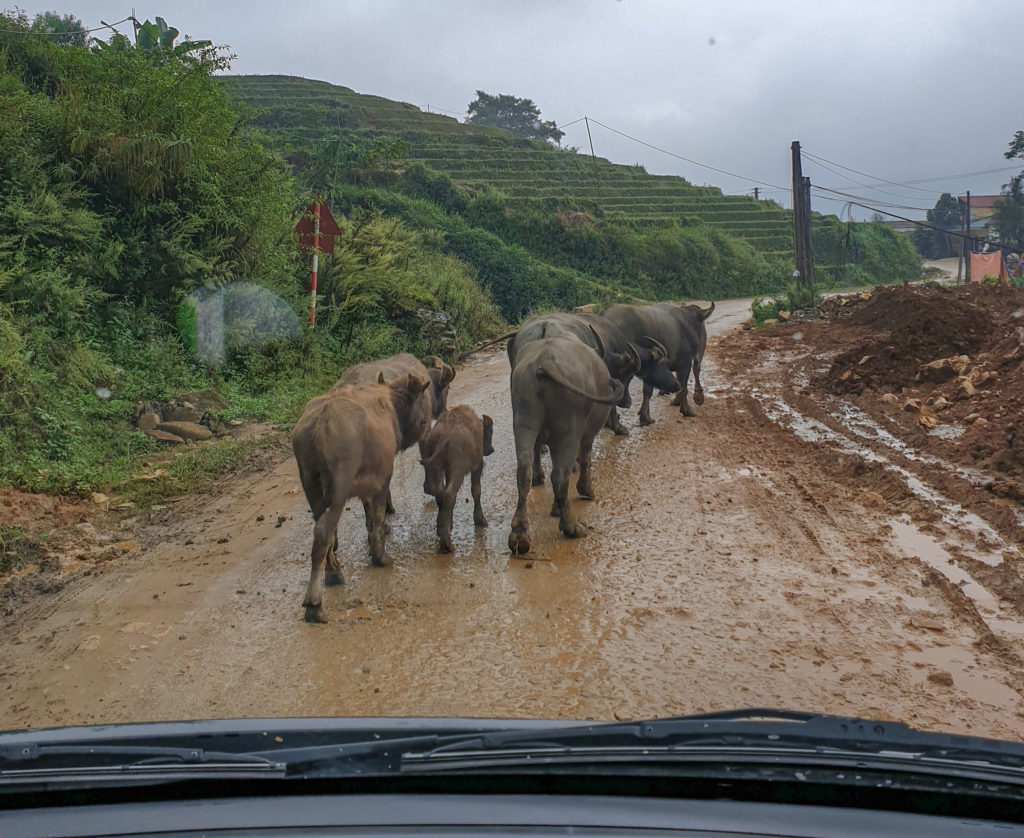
255, 709, 1024, 791
0, 743, 286, 784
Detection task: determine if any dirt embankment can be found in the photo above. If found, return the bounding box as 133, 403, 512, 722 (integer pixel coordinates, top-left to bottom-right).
1, 293, 1023, 742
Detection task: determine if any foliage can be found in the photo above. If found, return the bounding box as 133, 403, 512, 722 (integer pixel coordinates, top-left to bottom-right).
991, 177, 1024, 249
750, 283, 822, 326
466, 90, 564, 144
911, 193, 960, 258
30, 10, 87, 47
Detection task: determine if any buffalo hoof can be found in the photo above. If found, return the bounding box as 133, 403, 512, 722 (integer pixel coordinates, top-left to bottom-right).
304, 604, 328, 623
508, 530, 531, 554
369, 552, 391, 568
639, 414, 655, 426
563, 521, 589, 539
693, 389, 705, 406
385, 501, 396, 515
612, 423, 629, 436
577, 486, 595, 501
438, 539, 453, 554
474, 512, 488, 528
531, 473, 545, 487
670, 392, 683, 407
325, 571, 345, 587
549, 502, 560, 518
680, 404, 696, 417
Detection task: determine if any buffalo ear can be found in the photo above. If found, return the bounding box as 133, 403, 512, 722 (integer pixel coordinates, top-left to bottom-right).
482, 414, 495, 456
377, 371, 387, 384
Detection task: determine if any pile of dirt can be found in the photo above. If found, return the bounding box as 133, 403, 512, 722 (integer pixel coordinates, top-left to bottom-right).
821, 283, 1024, 481
825, 285, 993, 395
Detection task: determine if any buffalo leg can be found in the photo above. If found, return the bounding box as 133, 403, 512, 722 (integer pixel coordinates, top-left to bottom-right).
606, 407, 629, 435
509, 442, 536, 555
639, 380, 655, 425
551, 444, 587, 538
365, 490, 390, 566
471, 466, 487, 528
692, 354, 705, 406
576, 445, 595, 500
436, 487, 456, 553
531, 436, 545, 486
674, 355, 696, 416
303, 502, 344, 623
325, 537, 344, 587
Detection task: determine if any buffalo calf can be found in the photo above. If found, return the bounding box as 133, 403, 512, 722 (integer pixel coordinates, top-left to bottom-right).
420, 406, 494, 553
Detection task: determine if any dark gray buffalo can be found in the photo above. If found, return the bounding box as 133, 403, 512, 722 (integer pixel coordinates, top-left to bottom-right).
600, 301, 715, 423
508, 336, 624, 554
508, 311, 676, 439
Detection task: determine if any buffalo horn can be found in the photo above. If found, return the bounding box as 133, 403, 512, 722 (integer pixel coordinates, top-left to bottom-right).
641, 334, 669, 360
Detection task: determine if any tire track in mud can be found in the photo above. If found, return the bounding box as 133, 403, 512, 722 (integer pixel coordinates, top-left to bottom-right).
2, 301, 1023, 740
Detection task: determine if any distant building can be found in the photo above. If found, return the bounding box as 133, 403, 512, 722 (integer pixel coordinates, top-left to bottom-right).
958, 194, 1002, 240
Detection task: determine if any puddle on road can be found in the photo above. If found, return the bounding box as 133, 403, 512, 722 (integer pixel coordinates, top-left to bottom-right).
756, 391, 1019, 556
889, 516, 1024, 641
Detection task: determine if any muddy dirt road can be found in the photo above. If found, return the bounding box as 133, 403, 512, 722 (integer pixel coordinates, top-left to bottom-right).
3, 297, 1024, 739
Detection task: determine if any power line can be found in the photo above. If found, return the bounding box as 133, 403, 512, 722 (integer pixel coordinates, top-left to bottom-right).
0, 15, 134, 36
582, 116, 789, 191
802, 147, 946, 193
801, 154, 936, 205
811, 185, 931, 213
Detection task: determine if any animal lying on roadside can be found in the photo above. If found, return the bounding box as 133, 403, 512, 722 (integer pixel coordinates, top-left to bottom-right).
508, 335, 624, 554
291, 373, 431, 623
335, 352, 456, 512
419, 405, 495, 553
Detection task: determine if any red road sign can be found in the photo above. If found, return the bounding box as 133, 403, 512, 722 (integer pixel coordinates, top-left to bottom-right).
295, 199, 341, 255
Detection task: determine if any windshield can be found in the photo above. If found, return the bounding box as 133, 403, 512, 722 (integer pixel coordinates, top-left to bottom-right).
1, 1, 1023, 748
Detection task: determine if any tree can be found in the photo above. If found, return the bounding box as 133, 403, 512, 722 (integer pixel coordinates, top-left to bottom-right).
466, 91, 564, 144
30, 11, 86, 47
911, 192, 960, 258
991, 175, 1024, 249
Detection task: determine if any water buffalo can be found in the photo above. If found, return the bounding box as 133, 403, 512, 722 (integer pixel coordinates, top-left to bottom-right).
600, 301, 715, 423
335, 352, 455, 512
508, 336, 624, 554
576, 313, 679, 433
335, 352, 455, 419
291, 373, 431, 623
420, 405, 494, 553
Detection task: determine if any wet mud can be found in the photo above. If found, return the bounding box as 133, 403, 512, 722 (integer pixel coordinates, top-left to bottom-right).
2, 297, 1023, 741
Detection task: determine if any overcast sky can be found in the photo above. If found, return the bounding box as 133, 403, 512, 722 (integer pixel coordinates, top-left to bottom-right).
13, 1, 1024, 220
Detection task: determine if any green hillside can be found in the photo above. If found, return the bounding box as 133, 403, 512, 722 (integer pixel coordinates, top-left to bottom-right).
225, 74, 919, 299
227, 75, 793, 254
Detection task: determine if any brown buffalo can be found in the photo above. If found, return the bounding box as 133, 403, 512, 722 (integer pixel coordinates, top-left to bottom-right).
291, 373, 431, 623
335, 353, 455, 419
419, 405, 495, 553
335, 352, 455, 513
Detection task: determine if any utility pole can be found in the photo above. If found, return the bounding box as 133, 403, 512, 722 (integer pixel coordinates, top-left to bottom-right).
584, 116, 599, 175
791, 141, 814, 290
965, 190, 972, 285
753, 187, 759, 200
957, 193, 966, 284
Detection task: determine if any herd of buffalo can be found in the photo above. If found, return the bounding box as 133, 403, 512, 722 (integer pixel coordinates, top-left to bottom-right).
292, 300, 715, 623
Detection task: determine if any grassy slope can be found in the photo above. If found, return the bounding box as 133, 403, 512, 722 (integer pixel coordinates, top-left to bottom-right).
224, 74, 799, 257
